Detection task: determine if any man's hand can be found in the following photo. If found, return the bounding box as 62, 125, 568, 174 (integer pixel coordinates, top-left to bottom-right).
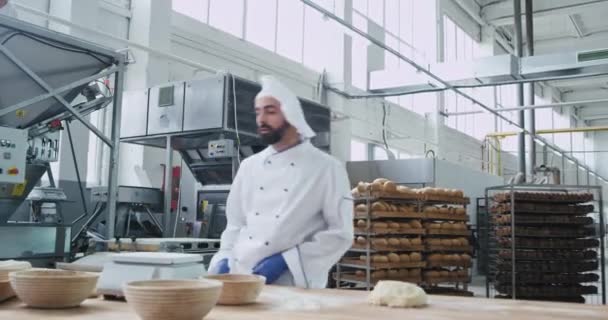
252, 253, 287, 284
216, 258, 230, 274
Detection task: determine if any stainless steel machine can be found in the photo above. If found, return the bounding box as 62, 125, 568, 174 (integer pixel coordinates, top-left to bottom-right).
0, 16, 127, 264
120, 74, 332, 238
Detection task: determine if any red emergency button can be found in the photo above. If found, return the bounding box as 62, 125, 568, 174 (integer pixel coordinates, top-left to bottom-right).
7, 167, 19, 175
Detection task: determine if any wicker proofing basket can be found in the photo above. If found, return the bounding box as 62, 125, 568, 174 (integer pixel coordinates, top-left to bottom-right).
124, 279, 223, 320
9, 269, 99, 308
204, 274, 265, 305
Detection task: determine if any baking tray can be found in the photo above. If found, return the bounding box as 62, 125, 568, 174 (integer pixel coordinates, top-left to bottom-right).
426, 261, 473, 268
354, 228, 426, 236
425, 245, 473, 253
333, 273, 422, 285
354, 211, 426, 219
424, 212, 469, 221
426, 229, 471, 236
350, 243, 425, 252
495, 272, 600, 285
423, 276, 471, 284
340, 258, 426, 270
495, 284, 598, 297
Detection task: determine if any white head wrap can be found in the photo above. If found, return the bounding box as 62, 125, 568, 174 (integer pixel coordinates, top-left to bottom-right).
255, 75, 316, 139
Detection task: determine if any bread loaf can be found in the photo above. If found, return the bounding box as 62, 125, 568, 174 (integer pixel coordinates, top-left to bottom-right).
398, 269, 410, 277
425, 271, 440, 278
372, 270, 386, 278
356, 236, 367, 244
373, 238, 388, 246
410, 220, 423, 229
383, 181, 397, 193
355, 204, 367, 212
461, 254, 472, 263
438, 207, 449, 215
451, 238, 462, 246
399, 238, 411, 247
399, 222, 411, 229
388, 238, 400, 246
370, 181, 383, 192
373, 255, 389, 263
428, 239, 441, 246
441, 239, 453, 246
460, 238, 470, 246
387, 269, 399, 278
410, 269, 421, 277
356, 220, 367, 228
428, 254, 442, 263
373, 222, 389, 229
387, 253, 400, 263
356, 182, 370, 193
373, 178, 389, 184
410, 252, 422, 262
410, 237, 422, 245
371, 202, 387, 211
388, 221, 400, 229
455, 207, 466, 215
441, 222, 453, 230
439, 270, 450, 278
399, 254, 411, 262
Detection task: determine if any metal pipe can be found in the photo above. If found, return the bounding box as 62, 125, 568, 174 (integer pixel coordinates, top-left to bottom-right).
331, 71, 608, 99
301, 0, 608, 184
525, 0, 536, 177
105, 61, 126, 239
163, 136, 174, 237
514, 0, 526, 180
65, 121, 89, 220
0, 45, 114, 147
444, 97, 608, 116
144, 206, 164, 234
487, 125, 608, 137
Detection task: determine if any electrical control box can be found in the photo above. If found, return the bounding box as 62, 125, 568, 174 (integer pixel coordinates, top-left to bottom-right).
0, 127, 28, 183
207, 139, 234, 158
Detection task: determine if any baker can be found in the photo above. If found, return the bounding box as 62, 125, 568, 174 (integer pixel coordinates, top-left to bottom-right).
208, 75, 353, 288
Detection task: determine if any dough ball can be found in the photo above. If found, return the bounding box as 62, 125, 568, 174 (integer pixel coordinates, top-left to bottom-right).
356, 220, 367, 228
409, 253, 422, 262
456, 208, 466, 215
383, 181, 397, 193
398, 269, 410, 278
409, 269, 421, 277
460, 238, 470, 246
372, 270, 387, 279
356, 236, 367, 244
367, 281, 428, 308
438, 207, 449, 215
424, 206, 438, 214
399, 222, 411, 230
399, 238, 411, 247
451, 239, 462, 246
441, 222, 453, 230
461, 254, 472, 263
359, 255, 369, 261
373, 255, 389, 263
410, 237, 422, 245
387, 269, 399, 278
399, 254, 411, 262
441, 239, 453, 246
388, 253, 400, 263
410, 220, 423, 229
388, 238, 400, 246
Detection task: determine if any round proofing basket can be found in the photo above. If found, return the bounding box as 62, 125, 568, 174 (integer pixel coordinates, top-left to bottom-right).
124, 279, 223, 320
204, 274, 266, 305
9, 269, 99, 308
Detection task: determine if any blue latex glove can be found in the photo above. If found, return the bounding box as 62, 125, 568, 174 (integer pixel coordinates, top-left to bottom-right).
216, 258, 230, 274
252, 253, 288, 284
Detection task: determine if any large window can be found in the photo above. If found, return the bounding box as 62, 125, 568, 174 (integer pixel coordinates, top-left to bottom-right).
351, 140, 368, 161
245, 0, 277, 51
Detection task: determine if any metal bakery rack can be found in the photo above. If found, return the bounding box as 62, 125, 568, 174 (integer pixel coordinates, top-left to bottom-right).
484, 184, 606, 305
334, 186, 474, 296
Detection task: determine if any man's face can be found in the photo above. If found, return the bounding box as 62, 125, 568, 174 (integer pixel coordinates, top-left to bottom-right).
255, 96, 289, 144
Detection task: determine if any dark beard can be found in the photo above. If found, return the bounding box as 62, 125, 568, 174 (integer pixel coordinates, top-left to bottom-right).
258, 122, 289, 145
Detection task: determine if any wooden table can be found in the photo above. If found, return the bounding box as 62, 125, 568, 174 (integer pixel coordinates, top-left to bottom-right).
0, 286, 606, 320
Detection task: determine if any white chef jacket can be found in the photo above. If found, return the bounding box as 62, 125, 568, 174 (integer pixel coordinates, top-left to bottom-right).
208, 140, 354, 288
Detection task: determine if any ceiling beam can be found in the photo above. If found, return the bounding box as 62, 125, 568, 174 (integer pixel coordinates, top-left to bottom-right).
535, 30, 608, 54
568, 14, 585, 38
482, 0, 608, 26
